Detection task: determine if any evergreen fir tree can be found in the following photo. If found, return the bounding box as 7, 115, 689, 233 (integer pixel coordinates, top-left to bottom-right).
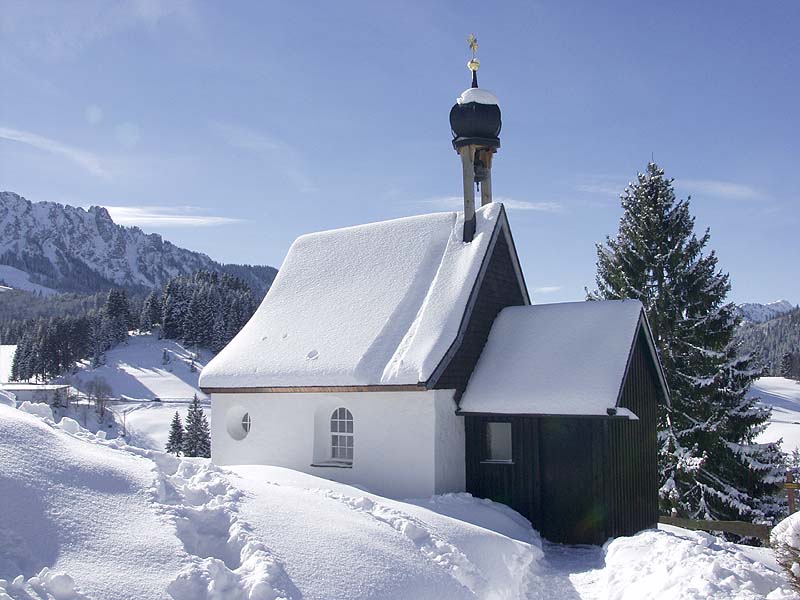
781, 352, 794, 379
211, 312, 227, 353
182, 395, 211, 458
162, 279, 189, 339
590, 162, 784, 525
140, 291, 162, 332
103, 289, 130, 344
166, 411, 184, 455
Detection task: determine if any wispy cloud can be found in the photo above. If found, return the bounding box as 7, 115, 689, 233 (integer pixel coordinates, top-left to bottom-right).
0, 126, 107, 177
210, 121, 315, 192
533, 286, 562, 294
420, 196, 563, 213
1, 0, 197, 61
679, 179, 764, 200
103, 205, 241, 228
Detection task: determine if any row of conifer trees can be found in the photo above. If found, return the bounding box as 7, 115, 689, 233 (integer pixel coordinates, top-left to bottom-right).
166, 396, 211, 458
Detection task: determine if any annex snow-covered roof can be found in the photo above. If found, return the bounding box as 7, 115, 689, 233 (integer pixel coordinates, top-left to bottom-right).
201, 203, 516, 390
459, 300, 661, 416
457, 88, 499, 106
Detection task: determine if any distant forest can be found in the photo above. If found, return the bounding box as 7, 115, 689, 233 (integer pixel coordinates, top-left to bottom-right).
736, 307, 800, 377
5, 270, 261, 382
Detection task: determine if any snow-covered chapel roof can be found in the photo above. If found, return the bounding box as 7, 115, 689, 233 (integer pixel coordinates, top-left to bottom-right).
200, 203, 519, 390
459, 300, 666, 416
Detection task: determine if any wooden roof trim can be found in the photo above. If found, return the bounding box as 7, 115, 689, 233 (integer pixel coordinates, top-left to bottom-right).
425, 205, 530, 389
499, 208, 531, 305
613, 310, 671, 409
200, 383, 428, 395
455, 410, 633, 419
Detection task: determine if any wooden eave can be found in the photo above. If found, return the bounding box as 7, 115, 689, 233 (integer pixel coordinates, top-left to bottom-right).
454, 410, 633, 419
200, 383, 428, 395
612, 310, 671, 410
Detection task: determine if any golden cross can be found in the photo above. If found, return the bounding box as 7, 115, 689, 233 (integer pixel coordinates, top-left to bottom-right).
468, 33, 478, 58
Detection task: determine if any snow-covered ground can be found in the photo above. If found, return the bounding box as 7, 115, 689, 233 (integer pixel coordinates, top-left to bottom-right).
64, 333, 210, 451
0, 265, 57, 296
69, 333, 210, 402
0, 400, 794, 599
750, 377, 800, 454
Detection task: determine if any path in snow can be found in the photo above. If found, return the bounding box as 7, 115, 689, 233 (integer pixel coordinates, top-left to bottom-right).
525, 543, 605, 600
151, 459, 300, 600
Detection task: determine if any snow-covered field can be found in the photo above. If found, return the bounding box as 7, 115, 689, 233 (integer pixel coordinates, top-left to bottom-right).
69, 333, 210, 402
0, 400, 794, 599
751, 377, 800, 454
65, 333, 210, 451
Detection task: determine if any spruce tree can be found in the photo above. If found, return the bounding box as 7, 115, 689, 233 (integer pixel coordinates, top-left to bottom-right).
182, 395, 211, 458
781, 352, 794, 379
140, 291, 162, 332
103, 289, 130, 345
166, 411, 184, 455
590, 162, 784, 525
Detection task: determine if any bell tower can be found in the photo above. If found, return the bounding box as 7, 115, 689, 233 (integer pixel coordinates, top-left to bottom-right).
449, 34, 502, 242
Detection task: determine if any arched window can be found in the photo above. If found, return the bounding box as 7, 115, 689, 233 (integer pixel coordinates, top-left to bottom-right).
241, 412, 251, 434
330, 407, 354, 462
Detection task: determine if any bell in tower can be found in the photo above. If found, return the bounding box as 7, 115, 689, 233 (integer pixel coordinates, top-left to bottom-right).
449, 34, 501, 242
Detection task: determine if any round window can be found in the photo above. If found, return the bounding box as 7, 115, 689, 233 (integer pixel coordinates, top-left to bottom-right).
226, 406, 251, 440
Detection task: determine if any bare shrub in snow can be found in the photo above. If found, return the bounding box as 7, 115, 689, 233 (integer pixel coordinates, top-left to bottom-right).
85, 376, 113, 417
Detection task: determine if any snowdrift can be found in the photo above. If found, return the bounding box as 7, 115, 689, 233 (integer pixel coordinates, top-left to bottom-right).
0, 401, 794, 599
0, 404, 185, 599
0, 403, 542, 599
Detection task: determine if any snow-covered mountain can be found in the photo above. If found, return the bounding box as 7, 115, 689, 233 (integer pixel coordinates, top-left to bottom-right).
0, 191, 275, 295
736, 300, 796, 323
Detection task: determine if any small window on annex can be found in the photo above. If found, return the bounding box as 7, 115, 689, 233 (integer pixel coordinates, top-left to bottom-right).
484, 421, 513, 462
330, 407, 354, 463
241, 412, 251, 434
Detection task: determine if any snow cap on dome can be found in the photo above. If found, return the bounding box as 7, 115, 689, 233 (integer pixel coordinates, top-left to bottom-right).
457, 87, 499, 106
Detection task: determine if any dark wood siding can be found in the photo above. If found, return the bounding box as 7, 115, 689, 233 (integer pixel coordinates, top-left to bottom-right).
465, 415, 539, 528
433, 232, 526, 401
604, 329, 660, 538
466, 415, 605, 543
538, 418, 607, 545
465, 328, 662, 545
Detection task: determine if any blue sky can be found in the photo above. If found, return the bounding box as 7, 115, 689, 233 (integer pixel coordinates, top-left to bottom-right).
1, 1, 797, 304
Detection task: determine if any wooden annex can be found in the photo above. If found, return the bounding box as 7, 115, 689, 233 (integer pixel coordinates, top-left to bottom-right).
458, 301, 669, 545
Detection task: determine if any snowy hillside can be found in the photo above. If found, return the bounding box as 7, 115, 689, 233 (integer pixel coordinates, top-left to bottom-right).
0, 265, 57, 295
0, 191, 276, 294
0, 402, 794, 599
67, 333, 210, 450
737, 300, 796, 323
751, 377, 800, 454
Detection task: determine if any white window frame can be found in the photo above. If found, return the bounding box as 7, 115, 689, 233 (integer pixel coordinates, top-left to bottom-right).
330, 407, 354, 463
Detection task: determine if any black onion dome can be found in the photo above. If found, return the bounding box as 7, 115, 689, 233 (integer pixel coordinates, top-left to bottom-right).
449, 88, 501, 149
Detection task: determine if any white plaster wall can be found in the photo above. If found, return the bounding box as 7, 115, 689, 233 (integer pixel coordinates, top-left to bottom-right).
433, 390, 465, 494
211, 390, 465, 499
